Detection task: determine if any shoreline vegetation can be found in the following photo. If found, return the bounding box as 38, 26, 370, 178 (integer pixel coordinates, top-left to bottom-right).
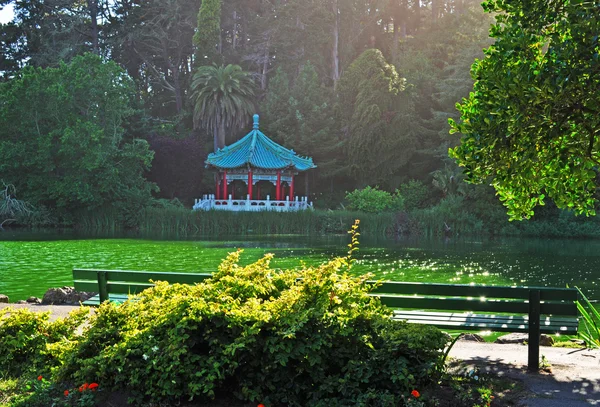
6, 204, 600, 240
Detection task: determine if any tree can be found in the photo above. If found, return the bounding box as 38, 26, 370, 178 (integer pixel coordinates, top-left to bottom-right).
450, 0, 600, 220
263, 63, 342, 193
194, 0, 221, 63
113, 0, 198, 116
337, 49, 421, 187
0, 53, 155, 215
191, 64, 255, 151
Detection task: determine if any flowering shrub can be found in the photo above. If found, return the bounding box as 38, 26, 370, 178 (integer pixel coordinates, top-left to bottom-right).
55, 251, 448, 406
8, 377, 99, 407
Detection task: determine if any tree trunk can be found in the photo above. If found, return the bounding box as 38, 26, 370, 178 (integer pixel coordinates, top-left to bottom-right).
173, 68, 183, 113
392, 21, 400, 61
414, 0, 421, 31
87, 0, 99, 54
213, 126, 219, 152
232, 10, 238, 50
432, 0, 439, 25
217, 115, 226, 149
331, 0, 340, 88
261, 40, 270, 90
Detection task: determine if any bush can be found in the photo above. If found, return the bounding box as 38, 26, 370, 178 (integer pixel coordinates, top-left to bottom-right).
0, 308, 90, 378
398, 180, 431, 210
345, 186, 404, 213
56, 252, 448, 406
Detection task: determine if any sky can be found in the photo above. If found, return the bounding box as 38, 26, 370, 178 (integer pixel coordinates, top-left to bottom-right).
0, 4, 14, 24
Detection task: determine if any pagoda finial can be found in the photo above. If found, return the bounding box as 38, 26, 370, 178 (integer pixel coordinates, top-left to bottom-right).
253, 114, 259, 130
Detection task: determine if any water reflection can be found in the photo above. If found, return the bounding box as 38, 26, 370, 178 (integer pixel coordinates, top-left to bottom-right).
0, 230, 597, 301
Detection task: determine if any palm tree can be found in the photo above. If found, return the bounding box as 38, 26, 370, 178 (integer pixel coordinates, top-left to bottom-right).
191, 64, 255, 151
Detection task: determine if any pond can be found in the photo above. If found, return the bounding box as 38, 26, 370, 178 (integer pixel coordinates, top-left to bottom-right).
0, 230, 598, 302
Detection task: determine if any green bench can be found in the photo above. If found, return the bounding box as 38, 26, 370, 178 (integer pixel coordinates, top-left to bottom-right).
73, 269, 580, 371
73, 269, 214, 306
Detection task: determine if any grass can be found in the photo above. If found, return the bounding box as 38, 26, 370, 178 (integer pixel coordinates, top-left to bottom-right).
0, 378, 18, 407
75, 206, 397, 237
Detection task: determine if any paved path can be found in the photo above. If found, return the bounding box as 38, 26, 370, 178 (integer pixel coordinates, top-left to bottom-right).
0, 303, 84, 321
450, 340, 600, 406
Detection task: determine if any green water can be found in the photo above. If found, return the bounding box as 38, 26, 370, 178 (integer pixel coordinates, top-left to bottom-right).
0, 230, 598, 301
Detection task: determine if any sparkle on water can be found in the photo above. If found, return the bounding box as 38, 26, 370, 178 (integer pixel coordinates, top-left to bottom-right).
0, 230, 598, 301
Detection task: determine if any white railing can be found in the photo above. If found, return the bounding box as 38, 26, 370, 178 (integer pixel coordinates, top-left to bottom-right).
193, 194, 313, 212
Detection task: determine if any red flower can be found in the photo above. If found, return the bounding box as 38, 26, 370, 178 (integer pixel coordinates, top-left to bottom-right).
79, 383, 89, 392
257, 404, 266, 407
64, 390, 69, 397
89, 383, 99, 391
411, 390, 420, 398
37, 376, 43, 381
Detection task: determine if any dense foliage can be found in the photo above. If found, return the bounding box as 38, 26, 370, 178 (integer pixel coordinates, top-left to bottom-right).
345, 187, 404, 213
0, 54, 156, 220
0, 0, 594, 233
0, 253, 449, 406
0, 0, 498, 221
450, 0, 600, 220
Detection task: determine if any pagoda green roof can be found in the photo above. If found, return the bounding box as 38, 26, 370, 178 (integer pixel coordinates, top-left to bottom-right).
205, 115, 316, 172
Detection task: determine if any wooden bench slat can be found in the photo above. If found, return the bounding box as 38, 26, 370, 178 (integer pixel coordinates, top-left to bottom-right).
73, 269, 100, 280
371, 282, 579, 301
106, 282, 155, 295
104, 271, 212, 284
392, 317, 578, 334
376, 295, 578, 316
390, 310, 578, 324
83, 293, 130, 306
392, 312, 579, 330
74, 269, 213, 284
394, 310, 578, 325
73, 281, 99, 292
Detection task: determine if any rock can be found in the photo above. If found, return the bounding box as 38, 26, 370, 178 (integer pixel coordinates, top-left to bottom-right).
15, 300, 27, 304
26, 296, 42, 304
0, 294, 8, 303
458, 333, 485, 342
495, 333, 554, 347
42, 286, 95, 305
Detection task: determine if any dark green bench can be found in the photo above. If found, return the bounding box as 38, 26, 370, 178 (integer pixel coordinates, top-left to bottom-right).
72, 269, 213, 306
73, 269, 580, 371
370, 282, 579, 371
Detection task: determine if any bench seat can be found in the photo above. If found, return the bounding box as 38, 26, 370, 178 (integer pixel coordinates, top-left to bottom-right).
83, 293, 130, 306
392, 310, 579, 334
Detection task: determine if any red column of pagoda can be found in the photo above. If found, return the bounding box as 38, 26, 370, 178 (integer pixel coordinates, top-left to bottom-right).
223, 171, 228, 199
289, 175, 294, 201
276, 172, 281, 201
247, 171, 253, 200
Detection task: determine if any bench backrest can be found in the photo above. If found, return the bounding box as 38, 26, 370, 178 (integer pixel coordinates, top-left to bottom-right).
73, 269, 213, 302
73, 269, 579, 317
372, 282, 579, 317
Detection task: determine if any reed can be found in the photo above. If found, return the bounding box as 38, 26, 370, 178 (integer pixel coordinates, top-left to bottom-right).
574, 287, 600, 349
133, 207, 394, 236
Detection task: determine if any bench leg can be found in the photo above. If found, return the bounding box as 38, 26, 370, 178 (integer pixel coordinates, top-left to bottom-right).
528, 290, 541, 372
98, 271, 109, 303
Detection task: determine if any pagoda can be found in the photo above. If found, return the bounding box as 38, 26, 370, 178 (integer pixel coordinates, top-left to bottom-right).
193, 114, 316, 212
